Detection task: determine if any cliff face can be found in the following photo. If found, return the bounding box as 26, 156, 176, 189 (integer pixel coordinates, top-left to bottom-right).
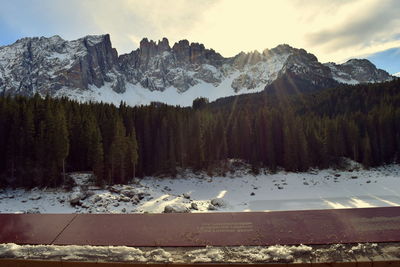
118, 37, 225, 92
325, 59, 395, 84
0, 34, 394, 104
0, 34, 125, 96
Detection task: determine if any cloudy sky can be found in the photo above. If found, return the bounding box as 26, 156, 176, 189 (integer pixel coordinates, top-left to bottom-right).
0, 0, 399, 73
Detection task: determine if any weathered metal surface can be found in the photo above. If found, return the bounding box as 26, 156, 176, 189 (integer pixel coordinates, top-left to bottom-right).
54, 207, 400, 246
0, 214, 76, 245
1, 207, 400, 247
55, 213, 265, 246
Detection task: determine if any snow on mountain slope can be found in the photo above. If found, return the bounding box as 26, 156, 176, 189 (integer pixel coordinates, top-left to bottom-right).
324, 59, 394, 85
393, 72, 400, 77
324, 62, 359, 85
54, 68, 268, 107
0, 34, 394, 106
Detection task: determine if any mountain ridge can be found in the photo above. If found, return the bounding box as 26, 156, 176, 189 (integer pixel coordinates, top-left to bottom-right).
0, 34, 394, 106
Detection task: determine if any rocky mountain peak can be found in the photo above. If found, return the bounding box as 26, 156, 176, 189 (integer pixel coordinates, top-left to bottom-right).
139, 37, 155, 48
139, 37, 170, 53
82, 34, 112, 46
325, 58, 392, 84
172, 39, 190, 63
37, 35, 64, 45
344, 58, 372, 66
157, 37, 170, 52
117, 38, 225, 92
271, 44, 294, 53
0, 34, 394, 106
170, 39, 223, 65
0, 33, 120, 96
139, 38, 160, 65
172, 39, 189, 49
233, 50, 263, 69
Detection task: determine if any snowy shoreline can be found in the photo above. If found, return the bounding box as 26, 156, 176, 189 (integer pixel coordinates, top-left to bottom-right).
1, 163, 400, 214
2, 242, 399, 264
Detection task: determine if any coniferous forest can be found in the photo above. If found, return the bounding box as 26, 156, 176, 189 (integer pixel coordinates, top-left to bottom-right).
0, 79, 400, 188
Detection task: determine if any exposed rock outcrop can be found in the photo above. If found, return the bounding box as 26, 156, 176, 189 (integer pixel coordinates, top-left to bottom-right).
164, 204, 190, 213
0, 34, 394, 102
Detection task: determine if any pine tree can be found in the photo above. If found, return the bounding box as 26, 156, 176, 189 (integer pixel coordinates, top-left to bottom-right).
110, 118, 128, 183
265, 120, 276, 170
20, 103, 35, 185
215, 116, 228, 162
362, 134, 373, 168
239, 112, 253, 162
126, 127, 139, 179
1, 78, 400, 188
191, 112, 205, 170
283, 115, 297, 171
86, 116, 104, 185
6, 103, 19, 183
54, 107, 69, 185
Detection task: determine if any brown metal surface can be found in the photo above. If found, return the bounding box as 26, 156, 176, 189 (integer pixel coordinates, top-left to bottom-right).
55, 213, 267, 246
1, 207, 400, 247
54, 207, 400, 246
0, 214, 76, 245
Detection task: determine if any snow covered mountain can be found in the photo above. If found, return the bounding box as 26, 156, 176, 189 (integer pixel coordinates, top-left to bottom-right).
325, 59, 394, 85
0, 34, 394, 106
393, 72, 400, 77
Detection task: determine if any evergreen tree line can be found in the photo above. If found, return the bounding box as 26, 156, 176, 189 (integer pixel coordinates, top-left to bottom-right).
0, 79, 399, 187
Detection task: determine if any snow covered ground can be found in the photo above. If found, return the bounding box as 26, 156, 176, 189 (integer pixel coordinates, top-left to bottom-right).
1, 240, 399, 264
1, 162, 400, 214
0, 243, 314, 263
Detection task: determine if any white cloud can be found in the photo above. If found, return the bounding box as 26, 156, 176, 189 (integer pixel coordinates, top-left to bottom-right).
186, 0, 400, 62
0, 0, 399, 63
78, 0, 218, 53
305, 0, 400, 61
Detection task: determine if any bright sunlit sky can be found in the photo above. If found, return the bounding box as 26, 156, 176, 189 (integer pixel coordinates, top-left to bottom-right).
0, 0, 399, 73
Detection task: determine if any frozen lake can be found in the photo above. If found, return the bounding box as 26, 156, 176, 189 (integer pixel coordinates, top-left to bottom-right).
1, 163, 400, 214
